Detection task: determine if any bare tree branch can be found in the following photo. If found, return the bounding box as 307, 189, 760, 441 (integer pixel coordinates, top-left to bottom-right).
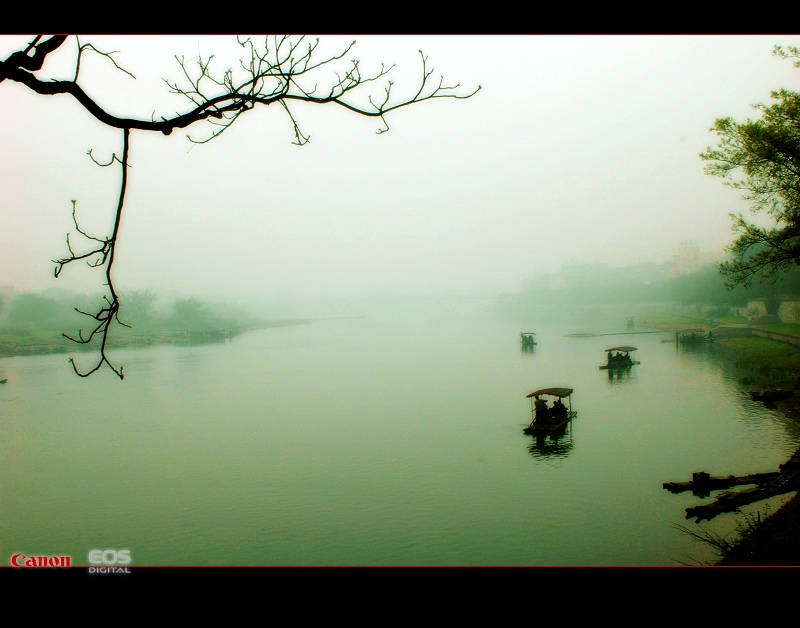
53, 128, 131, 379
2, 36, 481, 139
2, 35, 480, 377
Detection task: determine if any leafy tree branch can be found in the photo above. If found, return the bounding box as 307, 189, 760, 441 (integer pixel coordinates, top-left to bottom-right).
701, 45, 800, 289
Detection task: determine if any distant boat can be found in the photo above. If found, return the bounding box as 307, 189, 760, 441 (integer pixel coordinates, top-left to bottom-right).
676, 328, 713, 345
0, 379, 7, 384
599, 346, 640, 370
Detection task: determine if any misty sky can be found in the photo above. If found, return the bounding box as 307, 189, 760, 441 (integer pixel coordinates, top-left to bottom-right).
2, 34, 799, 303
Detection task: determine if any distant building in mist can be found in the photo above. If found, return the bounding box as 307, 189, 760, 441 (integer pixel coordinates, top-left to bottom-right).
522, 244, 722, 294
662, 242, 721, 279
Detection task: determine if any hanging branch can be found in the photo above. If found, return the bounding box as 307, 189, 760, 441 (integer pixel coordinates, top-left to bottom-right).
53, 128, 131, 379
1, 35, 480, 378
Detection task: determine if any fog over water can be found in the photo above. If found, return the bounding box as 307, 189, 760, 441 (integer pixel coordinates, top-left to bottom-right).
2, 34, 799, 310
5, 35, 800, 567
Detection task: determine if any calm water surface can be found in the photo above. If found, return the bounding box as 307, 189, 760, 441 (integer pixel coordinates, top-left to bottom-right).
2, 300, 799, 566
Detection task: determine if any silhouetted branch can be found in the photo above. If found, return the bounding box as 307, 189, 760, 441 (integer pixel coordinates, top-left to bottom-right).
2, 36, 481, 140
55, 128, 131, 379
2, 35, 479, 378
75, 36, 136, 83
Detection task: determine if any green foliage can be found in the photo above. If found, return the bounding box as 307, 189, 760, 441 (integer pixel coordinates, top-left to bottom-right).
170, 296, 246, 333
667, 265, 741, 306
120, 289, 158, 327
721, 336, 800, 372
170, 297, 211, 331
7, 293, 64, 330
701, 45, 800, 289
706, 306, 732, 318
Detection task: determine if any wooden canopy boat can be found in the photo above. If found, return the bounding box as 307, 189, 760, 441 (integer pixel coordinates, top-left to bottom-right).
520, 332, 537, 346
676, 328, 713, 345
523, 387, 576, 435
599, 346, 640, 370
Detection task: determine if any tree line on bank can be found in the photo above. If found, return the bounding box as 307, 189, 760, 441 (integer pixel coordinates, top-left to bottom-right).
0, 288, 265, 337
498, 259, 800, 318
501, 44, 800, 321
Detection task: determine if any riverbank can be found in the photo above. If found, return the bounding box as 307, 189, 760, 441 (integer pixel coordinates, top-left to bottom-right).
0, 319, 314, 358
642, 314, 800, 565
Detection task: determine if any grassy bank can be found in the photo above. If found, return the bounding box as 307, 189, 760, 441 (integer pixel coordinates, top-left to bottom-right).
641, 311, 800, 374
0, 319, 314, 358
716, 336, 800, 373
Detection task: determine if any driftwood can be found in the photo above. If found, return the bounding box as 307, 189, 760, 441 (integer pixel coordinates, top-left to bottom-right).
666, 448, 800, 523
663, 472, 780, 497
750, 389, 793, 403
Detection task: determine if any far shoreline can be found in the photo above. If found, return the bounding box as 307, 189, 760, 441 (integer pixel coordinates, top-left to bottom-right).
0, 318, 315, 359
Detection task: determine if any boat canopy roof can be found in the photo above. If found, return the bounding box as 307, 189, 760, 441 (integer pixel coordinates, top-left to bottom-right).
605, 346, 637, 353
526, 387, 573, 399
520, 332, 536, 335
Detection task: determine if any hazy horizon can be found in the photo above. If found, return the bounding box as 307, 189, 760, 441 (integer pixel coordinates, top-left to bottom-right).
3, 35, 798, 305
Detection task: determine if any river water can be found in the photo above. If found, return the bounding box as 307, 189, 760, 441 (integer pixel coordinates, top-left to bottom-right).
2, 297, 799, 566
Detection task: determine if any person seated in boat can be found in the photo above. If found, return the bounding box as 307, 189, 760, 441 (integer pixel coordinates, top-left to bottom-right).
534, 396, 549, 424
623, 353, 632, 365
552, 398, 567, 420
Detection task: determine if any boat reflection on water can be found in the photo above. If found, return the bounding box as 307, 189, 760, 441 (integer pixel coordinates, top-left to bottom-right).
520, 332, 537, 354
606, 365, 637, 384
527, 421, 574, 459
520, 342, 536, 355
676, 341, 715, 355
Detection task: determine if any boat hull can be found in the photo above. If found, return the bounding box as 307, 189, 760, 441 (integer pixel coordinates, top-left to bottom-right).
599, 361, 640, 370
523, 413, 575, 435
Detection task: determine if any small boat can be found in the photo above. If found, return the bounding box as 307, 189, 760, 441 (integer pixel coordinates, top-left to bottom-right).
523, 387, 576, 435
599, 346, 640, 370
676, 328, 713, 345
520, 332, 537, 347
0, 379, 6, 384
